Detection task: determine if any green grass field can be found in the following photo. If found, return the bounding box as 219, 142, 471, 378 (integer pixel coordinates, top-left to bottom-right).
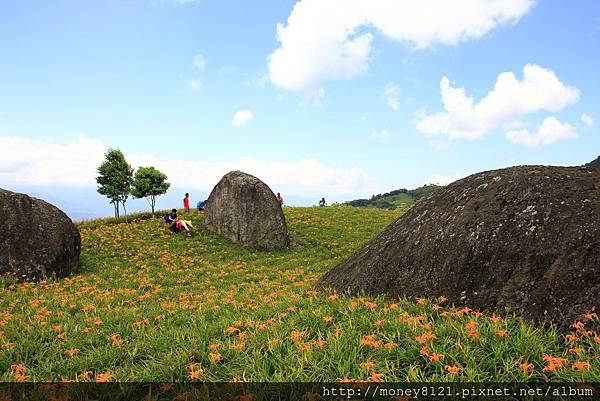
0, 206, 598, 382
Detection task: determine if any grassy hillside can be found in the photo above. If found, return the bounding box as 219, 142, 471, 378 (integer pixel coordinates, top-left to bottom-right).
0, 206, 598, 382
346, 184, 443, 211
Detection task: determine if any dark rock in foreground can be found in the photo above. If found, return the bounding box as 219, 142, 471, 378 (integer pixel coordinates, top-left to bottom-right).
586, 155, 600, 167
203, 171, 290, 251
0, 188, 81, 281
317, 166, 600, 328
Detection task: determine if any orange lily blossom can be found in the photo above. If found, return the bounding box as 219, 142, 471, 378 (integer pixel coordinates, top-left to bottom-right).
571, 361, 590, 371
445, 365, 462, 375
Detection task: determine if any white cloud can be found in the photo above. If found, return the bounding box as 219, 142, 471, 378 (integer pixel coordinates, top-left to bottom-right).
0, 134, 106, 186
303, 88, 326, 106
505, 116, 578, 147
268, 0, 534, 90
424, 174, 462, 186
0, 135, 374, 196
581, 113, 594, 127
416, 64, 580, 140
371, 129, 390, 139
384, 83, 400, 110
189, 79, 202, 91
232, 110, 254, 127
193, 54, 206, 71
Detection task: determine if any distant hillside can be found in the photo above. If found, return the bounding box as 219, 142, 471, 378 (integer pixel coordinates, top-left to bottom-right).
346, 184, 443, 211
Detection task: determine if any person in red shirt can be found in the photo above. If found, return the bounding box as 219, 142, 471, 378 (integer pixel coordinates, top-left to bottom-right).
183, 193, 190, 214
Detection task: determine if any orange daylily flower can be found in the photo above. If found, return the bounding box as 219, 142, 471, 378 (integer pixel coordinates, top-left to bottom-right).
65, 348, 80, 357
11, 364, 26, 373
445, 365, 462, 375
571, 361, 590, 371
95, 371, 114, 383
361, 361, 375, 370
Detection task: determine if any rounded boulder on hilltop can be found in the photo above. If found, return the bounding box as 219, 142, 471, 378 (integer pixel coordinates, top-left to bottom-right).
203, 171, 290, 251
317, 165, 600, 328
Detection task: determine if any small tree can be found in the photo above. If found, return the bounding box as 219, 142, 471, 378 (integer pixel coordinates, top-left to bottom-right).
96, 148, 133, 221
131, 166, 170, 217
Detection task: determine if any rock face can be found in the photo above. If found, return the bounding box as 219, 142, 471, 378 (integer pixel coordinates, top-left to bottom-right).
586, 156, 600, 167
0, 188, 81, 281
318, 166, 600, 328
203, 171, 289, 251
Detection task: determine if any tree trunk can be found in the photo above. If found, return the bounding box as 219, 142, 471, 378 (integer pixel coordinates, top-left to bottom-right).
122, 201, 128, 223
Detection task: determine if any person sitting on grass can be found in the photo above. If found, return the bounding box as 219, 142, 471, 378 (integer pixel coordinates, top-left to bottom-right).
165, 209, 194, 235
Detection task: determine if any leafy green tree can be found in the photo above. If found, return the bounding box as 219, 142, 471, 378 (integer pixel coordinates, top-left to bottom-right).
131, 166, 170, 216
96, 148, 134, 221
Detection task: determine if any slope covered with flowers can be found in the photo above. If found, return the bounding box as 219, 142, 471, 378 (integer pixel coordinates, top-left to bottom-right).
0, 206, 597, 382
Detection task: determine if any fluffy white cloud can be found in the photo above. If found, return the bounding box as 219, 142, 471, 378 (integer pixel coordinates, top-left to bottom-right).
193, 54, 206, 71
424, 174, 462, 186
371, 129, 390, 139
268, 0, 534, 90
416, 64, 580, 140
384, 83, 400, 110
581, 113, 594, 127
232, 110, 254, 127
0, 135, 374, 196
189, 79, 202, 91
505, 116, 578, 147
0, 134, 106, 186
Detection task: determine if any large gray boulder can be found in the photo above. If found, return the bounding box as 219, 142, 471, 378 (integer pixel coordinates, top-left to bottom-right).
203, 171, 290, 251
0, 188, 81, 281
317, 166, 600, 328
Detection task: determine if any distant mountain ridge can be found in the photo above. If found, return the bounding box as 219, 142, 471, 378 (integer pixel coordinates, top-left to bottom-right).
346, 184, 442, 211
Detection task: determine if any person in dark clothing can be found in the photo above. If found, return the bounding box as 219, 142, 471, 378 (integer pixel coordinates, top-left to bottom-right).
165, 209, 193, 234
319, 197, 327, 207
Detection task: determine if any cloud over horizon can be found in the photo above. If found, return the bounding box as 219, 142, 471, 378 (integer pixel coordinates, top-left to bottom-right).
268, 0, 534, 90
0, 134, 376, 198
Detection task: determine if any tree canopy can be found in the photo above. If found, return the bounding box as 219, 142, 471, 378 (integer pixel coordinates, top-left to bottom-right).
131, 166, 170, 216
96, 148, 134, 220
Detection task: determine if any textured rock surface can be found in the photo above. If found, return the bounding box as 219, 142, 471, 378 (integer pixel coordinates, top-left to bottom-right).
586, 156, 600, 167
318, 166, 600, 328
0, 188, 81, 281
203, 171, 289, 251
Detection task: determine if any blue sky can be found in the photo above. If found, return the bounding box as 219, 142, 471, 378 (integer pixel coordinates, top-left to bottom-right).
0, 0, 598, 219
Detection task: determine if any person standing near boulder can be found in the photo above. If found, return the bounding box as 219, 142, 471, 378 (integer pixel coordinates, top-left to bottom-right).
196, 199, 206, 212
276, 193, 283, 207
183, 193, 190, 214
